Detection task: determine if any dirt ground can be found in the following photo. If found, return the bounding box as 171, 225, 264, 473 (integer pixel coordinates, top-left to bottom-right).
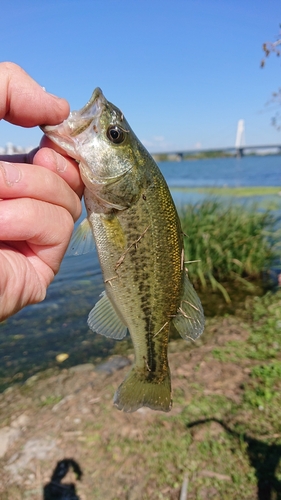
0, 317, 254, 499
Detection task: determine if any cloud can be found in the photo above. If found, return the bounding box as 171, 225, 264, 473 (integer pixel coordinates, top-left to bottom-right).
153, 136, 165, 142
141, 136, 173, 152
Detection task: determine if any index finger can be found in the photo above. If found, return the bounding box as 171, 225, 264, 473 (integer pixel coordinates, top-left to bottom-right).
0, 161, 82, 222
0, 62, 69, 126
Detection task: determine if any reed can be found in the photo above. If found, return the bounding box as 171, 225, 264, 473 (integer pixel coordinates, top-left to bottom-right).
180, 200, 280, 301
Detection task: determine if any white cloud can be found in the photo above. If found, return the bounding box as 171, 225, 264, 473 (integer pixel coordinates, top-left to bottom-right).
153, 136, 165, 142
141, 136, 174, 152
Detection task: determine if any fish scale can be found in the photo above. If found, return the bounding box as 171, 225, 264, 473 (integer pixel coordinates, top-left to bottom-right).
42, 87, 205, 412
94, 200, 180, 365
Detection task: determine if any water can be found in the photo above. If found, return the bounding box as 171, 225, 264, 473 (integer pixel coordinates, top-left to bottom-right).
1, 155, 281, 390
159, 155, 281, 188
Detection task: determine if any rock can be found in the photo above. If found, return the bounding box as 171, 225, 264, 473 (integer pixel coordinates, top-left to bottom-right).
3, 386, 14, 395
24, 374, 39, 386
0, 426, 21, 458
95, 355, 131, 375
5, 437, 58, 476
69, 363, 95, 373
11, 414, 29, 429
52, 394, 74, 412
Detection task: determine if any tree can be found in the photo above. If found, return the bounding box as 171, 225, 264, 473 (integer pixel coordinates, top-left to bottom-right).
261, 26, 281, 129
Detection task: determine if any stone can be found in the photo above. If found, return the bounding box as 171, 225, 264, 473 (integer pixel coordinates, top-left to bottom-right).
0, 426, 21, 458
24, 374, 39, 386
95, 355, 131, 375
11, 414, 29, 429
69, 363, 95, 373
5, 437, 58, 476
52, 394, 74, 412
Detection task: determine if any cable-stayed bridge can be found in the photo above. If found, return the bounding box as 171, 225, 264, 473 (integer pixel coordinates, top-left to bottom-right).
152, 120, 281, 160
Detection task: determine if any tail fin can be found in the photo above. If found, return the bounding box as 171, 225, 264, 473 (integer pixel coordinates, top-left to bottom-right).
113, 366, 172, 413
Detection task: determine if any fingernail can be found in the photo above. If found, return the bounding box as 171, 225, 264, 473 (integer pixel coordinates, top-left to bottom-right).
42, 85, 65, 101
51, 150, 67, 173
0, 161, 22, 186
47, 91, 65, 101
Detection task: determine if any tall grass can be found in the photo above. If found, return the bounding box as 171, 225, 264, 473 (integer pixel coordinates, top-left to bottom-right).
180, 200, 280, 302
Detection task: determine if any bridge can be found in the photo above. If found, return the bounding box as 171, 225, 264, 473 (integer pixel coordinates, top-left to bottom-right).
152, 120, 281, 160
153, 144, 281, 161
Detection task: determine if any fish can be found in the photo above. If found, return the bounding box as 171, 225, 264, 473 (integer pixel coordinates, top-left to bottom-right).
41, 88, 205, 413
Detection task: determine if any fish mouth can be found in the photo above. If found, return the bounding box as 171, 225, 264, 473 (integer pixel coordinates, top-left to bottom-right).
41, 88, 106, 157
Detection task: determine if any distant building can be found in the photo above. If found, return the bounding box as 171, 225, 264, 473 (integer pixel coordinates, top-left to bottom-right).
0, 142, 34, 155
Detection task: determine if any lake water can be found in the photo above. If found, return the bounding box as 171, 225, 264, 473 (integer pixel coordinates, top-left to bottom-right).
1, 155, 281, 389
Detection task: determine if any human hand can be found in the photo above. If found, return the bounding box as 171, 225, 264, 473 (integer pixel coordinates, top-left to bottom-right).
0, 62, 84, 321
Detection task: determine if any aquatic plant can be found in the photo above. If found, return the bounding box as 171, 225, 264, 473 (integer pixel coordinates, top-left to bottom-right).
180, 200, 280, 301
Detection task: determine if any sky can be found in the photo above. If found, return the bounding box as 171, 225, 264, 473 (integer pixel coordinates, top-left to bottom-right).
1, 0, 281, 153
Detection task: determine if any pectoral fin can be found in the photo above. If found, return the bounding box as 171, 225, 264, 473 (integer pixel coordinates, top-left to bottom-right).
67, 217, 95, 256
172, 272, 205, 341
88, 291, 128, 340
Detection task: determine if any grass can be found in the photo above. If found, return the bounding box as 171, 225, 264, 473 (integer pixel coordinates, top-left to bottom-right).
180, 199, 281, 301
213, 290, 281, 365
212, 290, 281, 423
173, 186, 281, 197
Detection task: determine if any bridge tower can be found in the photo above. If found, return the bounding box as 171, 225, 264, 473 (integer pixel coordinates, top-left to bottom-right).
235, 119, 245, 157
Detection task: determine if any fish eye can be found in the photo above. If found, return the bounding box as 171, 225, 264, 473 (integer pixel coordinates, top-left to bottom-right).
107, 126, 125, 144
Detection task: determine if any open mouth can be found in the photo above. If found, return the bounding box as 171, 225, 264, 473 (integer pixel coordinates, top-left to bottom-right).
40, 88, 106, 155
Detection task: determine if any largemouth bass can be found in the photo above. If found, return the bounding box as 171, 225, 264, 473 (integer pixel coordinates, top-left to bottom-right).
42, 88, 204, 412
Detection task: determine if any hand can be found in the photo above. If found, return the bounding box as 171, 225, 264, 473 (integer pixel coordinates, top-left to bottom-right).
0, 62, 84, 321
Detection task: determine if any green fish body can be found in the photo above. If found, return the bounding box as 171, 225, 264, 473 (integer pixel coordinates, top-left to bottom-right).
42, 88, 204, 412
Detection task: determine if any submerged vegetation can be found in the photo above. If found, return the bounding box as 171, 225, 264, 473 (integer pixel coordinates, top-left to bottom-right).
180, 200, 281, 302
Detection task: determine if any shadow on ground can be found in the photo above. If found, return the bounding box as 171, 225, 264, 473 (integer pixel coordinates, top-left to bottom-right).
187, 418, 281, 500
43, 458, 82, 500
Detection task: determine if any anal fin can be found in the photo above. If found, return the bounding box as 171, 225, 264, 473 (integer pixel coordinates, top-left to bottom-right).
172, 271, 205, 341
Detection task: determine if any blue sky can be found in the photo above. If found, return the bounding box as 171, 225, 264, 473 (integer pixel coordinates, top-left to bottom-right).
1, 0, 281, 152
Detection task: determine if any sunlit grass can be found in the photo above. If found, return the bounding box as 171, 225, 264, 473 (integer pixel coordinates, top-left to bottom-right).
180, 200, 281, 301
173, 186, 281, 197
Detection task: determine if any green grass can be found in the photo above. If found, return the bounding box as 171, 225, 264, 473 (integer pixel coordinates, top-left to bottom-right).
173, 186, 281, 197
212, 290, 281, 422
180, 199, 281, 301
212, 291, 281, 363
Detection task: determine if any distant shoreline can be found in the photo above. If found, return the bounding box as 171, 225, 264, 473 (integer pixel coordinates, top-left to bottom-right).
153, 151, 281, 162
